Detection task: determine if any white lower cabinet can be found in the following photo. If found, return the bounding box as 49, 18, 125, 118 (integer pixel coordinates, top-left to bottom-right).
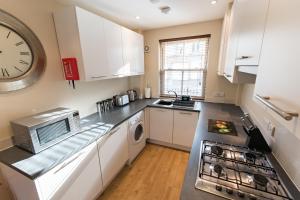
98, 121, 129, 188
149, 108, 199, 149
173, 111, 199, 148
36, 142, 102, 200
149, 108, 173, 143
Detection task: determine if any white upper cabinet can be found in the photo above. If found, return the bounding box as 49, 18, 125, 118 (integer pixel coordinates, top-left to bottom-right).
219, 0, 269, 83
53, 6, 144, 81
122, 27, 144, 75
76, 7, 109, 80
254, 1, 300, 139
103, 19, 127, 77
234, 0, 269, 66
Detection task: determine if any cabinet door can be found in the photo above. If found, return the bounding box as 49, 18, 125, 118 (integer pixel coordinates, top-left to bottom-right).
122, 27, 136, 75
254, 1, 300, 139
149, 108, 173, 143
217, 3, 233, 76
59, 144, 102, 200
223, 1, 239, 81
173, 111, 199, 148
135, 33, 145, 74
36, 143, 102, 200
103, 19, 126, 77
122, 28, 144, 75
98, 122, 129, 188
235, 0, 269, 66
76, 7, 109, 80
223, 0, 269, 82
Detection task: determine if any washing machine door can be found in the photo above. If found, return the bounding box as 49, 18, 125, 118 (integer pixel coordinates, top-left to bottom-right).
131, 122, 144, 144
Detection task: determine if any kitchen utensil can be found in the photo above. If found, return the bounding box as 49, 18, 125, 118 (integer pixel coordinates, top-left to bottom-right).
127, 90, 138, 101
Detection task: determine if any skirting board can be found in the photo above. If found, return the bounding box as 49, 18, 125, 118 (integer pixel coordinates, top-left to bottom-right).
147, 139, 191, 152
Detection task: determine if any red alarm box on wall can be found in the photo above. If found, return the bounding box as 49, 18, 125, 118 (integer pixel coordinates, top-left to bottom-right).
62, 58, 80, 80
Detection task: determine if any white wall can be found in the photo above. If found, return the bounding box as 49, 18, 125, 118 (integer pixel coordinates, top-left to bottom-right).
131, 20, 238, 103
240, 84, 300, 190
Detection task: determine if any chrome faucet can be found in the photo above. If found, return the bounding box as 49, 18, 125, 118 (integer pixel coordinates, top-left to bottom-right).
168, 90, 178, 100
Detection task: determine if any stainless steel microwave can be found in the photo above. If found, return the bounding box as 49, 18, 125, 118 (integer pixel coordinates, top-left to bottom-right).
11, 107, 81, 154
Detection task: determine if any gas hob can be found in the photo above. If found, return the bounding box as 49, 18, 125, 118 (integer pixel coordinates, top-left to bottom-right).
195, 140, 293, 200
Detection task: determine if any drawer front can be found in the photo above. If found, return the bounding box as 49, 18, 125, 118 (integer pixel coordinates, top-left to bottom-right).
36, 143, 97, 200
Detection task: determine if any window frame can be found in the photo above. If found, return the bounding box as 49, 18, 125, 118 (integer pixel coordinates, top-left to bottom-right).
159, 34, 211, 100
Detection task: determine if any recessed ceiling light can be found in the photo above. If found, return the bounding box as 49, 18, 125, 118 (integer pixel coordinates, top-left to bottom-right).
136, 16, 140, 20
160, 6, 171, 14
211, 0, 217, 5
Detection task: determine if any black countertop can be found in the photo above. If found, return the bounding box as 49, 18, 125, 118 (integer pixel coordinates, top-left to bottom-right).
180, 102, 300, 200
0, 98, 200, 180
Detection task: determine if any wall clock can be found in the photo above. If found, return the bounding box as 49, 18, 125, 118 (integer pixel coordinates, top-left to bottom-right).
0, 9, 46, 92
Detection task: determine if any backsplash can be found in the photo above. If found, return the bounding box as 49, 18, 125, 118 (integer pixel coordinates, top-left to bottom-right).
240, 84, 300, 190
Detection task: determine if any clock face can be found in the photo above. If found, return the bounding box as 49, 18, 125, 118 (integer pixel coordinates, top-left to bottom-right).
0, 25, 33, 80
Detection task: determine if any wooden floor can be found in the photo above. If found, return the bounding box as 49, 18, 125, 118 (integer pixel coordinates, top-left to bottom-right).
98, 144, 189, 200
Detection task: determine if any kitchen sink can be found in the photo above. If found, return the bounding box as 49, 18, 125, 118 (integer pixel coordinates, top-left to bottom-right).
153, 99, 195, 108
154, 99, 173, 106
173, 100, 195, 107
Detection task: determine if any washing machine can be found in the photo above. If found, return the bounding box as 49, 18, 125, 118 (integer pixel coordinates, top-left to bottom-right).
128, 111, 146, 164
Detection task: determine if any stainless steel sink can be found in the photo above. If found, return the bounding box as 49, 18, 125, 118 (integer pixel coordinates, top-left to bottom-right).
153, 99, 173, 106
153, 99, 195, 108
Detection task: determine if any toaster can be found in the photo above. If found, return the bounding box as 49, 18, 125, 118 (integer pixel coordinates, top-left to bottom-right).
114, 94, 129, 106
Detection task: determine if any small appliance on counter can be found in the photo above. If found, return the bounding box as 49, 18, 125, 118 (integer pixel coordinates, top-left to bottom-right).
96, 98, 114, 113
11, 108, 81, 154
113, 94, 129, 106
241, 113, 271, 153
127, 89, 137, 102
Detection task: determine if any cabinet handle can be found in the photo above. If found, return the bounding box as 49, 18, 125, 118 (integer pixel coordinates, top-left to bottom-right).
179, 112, 192, 115
54, 151, 85, 174
156, 109, 166, 112
109, 126, 121, 136
237, 56, 252, 60
91, 76, 107, 79
255, 94, 299, 121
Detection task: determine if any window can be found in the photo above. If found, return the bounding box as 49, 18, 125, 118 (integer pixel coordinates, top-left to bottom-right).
160, 35, 210, 99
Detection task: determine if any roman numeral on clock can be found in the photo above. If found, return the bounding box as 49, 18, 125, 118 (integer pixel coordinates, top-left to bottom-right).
20, 52, 30, 56
1, 68, 9, 77
19, 60, 29, 65
15, 41, 24, 46
14, 66, 23, 73
6, 31, 11, 39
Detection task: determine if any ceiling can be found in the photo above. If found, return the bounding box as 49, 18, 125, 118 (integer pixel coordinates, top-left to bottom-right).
56, 0, 228, 30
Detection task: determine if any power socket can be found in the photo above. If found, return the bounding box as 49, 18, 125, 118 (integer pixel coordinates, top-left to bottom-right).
213, 91, 225, 97
267, 121, 276, 137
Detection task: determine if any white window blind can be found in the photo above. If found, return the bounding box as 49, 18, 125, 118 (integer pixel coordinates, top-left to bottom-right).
160, 35, 210, 99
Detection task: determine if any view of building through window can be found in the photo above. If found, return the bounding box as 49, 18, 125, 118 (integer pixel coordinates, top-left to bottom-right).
160, 36, 210, 99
